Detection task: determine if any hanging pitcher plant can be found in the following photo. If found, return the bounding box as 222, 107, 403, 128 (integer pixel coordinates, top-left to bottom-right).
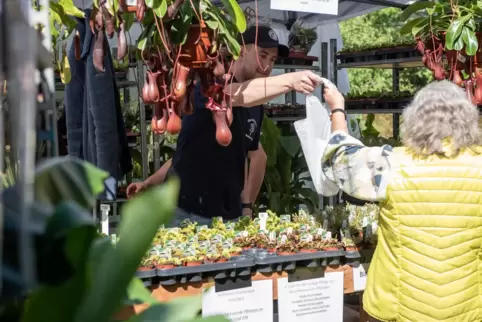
400, 0, 482, 104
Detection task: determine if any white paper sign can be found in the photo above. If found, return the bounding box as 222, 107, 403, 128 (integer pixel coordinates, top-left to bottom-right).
270, 0, 338, 16
277, 272, 344, 322
202, 280, 273, 322
352, 264, 369, 292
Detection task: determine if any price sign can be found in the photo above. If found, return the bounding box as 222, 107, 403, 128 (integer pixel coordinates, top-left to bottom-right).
277, 272, 344, 322
202, 280, 273, 322
270, 0, 338, 15
352, 263, 369, 292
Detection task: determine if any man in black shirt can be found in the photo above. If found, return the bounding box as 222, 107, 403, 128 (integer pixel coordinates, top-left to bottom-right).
127, 25, 322, 226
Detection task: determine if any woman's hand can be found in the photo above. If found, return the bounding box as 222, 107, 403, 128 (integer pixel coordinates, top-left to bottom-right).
323, 81, 345, 110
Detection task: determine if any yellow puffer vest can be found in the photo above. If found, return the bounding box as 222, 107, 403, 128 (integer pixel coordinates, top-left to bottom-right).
363, 146, 482, 322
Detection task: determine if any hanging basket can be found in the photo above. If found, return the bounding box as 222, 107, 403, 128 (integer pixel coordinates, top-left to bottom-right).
179, 23, 215, 69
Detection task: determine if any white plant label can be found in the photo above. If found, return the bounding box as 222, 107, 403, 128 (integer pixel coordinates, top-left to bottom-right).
270, 0, 338, 15
259, 212, 268, 231
277, 272, 344, 322
352, 263, 370, 292
202, 280, 273, 322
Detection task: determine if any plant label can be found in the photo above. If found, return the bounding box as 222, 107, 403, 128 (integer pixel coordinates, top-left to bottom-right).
280, 214, 291, 223
270, 0, 338, 15
325, 231, 332, 240
352, 263, 370, 291
362, 217, 369, 228
202, 279, 273, 322
323, 219, 329, 230
277, 272, 344, 322
259, 212, 268, 231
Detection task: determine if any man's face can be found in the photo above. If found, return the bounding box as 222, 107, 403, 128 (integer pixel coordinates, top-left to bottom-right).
240, 45, 278, 80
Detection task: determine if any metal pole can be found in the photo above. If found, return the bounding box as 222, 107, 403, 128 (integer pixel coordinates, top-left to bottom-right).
392, 68, 400, 139
0, 0, 6, 294
329, 39, 338, 86
6, 0, 39, 288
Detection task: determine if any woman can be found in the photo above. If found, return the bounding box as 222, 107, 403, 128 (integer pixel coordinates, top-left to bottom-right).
322, 80, 482, 322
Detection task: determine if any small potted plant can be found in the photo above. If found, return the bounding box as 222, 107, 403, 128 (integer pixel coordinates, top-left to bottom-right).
299, 240, 317, 253
343, 238, 358, 252
218, 249, 231, 263
156, 257, 175, 270
229, 246, 242, 257
277, 241, 298, 256
321, 238, 342, 252
266, 240, 277, 254
138, 255, 156, 271
183, 254, 202, 267
205, 252, 221, 264
288, 23, 317, 56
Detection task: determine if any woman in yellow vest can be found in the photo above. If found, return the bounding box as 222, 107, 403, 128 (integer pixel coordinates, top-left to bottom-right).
322, 80, 482, 322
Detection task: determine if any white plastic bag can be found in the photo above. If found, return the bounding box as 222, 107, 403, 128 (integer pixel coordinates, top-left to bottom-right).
294, 95, 339, 196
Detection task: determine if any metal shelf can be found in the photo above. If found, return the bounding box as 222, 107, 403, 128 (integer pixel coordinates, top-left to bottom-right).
337, 46, 422, 69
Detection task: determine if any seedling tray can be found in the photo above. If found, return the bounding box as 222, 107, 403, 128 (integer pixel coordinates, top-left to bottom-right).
244, 249, 345, 273
135, 268, 157, 279
155, 255, 255, 285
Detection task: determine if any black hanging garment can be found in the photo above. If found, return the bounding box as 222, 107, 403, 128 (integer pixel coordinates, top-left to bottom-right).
64, 9, 132, 199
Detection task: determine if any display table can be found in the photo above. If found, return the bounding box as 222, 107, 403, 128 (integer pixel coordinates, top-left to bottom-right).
115, 264, 370, 321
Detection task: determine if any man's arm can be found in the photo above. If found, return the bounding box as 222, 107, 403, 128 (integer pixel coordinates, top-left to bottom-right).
226, 71, 322, 108
241, 143, 267, 206
144, 158, 172, 187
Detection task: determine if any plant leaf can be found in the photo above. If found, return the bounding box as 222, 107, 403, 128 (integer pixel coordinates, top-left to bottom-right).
58, 0, 85, 18
219, 0, 247, 32
127, 296, 203, 322
145, 0, 155, 8
399, 1, 435, 21
260, 116, 280, 167
204, 20, 219, 30
127, 278, 158, 305
154, 0, 168, 17
170, 1, 193, 44
461, 27, 478, 56
445, 17, 469, 50
411, 18, 428, 38
34, 157, 108, 209
400, 17, 425, 35
123, 13, 135, 31
73, 179, 180, 322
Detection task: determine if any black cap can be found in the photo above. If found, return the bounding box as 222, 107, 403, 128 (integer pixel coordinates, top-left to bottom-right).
240, 25, 290, 58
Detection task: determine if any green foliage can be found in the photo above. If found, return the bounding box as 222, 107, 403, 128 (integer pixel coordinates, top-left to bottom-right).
1, 157, 227, 322
340, 8, 432, 95
258, 118, 319, 215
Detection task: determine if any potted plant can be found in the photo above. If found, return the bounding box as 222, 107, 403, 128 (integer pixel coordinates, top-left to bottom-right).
299, 240, 317, 253
342, 238, 358, 252
138, 254, 156, 270
156, 257, 175, 269
400, 0, 482, 103
288, 23, 317, 56
320, 238, 341, 252
277, 241, 298, 256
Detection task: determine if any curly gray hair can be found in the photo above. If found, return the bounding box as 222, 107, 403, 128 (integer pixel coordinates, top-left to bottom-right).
402, 80, 481, 156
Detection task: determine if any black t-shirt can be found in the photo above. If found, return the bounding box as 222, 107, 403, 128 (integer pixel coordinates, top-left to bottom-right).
170, 84, 264, 219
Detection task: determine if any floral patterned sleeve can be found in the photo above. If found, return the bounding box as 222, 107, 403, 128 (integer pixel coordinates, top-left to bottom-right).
322, 131, 393, 202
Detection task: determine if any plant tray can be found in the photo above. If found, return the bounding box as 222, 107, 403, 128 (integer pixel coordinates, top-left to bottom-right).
135, 268, 156, 279
155, 255, 255, 285
345, 98, 410, 113
337, 46, 422, 69
244, 249, 345, 274
276, 54, 318, 66
344, 250, 362, 266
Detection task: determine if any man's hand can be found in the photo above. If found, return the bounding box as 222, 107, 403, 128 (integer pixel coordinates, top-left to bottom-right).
126, 181, 148, 198
290, 71, 323, 95
242, 207, 253, 218
323, 82, 345, 110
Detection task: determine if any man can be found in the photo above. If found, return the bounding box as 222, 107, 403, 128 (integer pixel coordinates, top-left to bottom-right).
127, 25, 322, 226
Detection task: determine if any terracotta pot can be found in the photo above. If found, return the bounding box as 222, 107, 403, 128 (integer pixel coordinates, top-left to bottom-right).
242, 247, 251, 250
137, 266, 153, 271
268, 248, 277, 253
180, 23, 214, 68
300, 249, 316, 253
345, 247, 358, 252
156, 264, 174, 270
230, 252, 241, 257
322, 247, 340, 251
185, 261, 203, 267
216, 258, 228, 263
277, 251, 294, 256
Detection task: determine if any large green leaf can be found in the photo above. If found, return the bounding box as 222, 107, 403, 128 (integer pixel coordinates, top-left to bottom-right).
154, 0, 168, 18
399, 1, 435, 21
170, 1, 193, 44
260, 117, 280, 167
127, 278, 158, 305
123, 13, 135, 31
137, 25, 155, 51
35, 157, 108, 209
445, 17, 469, 50
461, 27, 478, 56
219, 0, 247, 32
58, 0, 85, 18
73, 179, 180, 322
278, 136, 300, 158
127, 296, 203, 322
400, 17, 425, 35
